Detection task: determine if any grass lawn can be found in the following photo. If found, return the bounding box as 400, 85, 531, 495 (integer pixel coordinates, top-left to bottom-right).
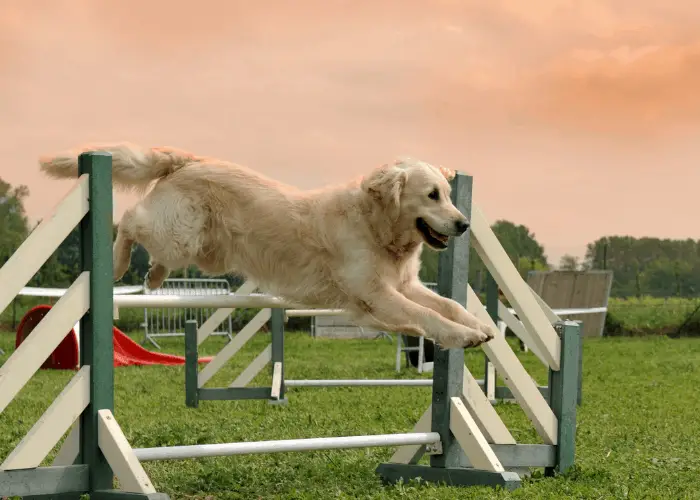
1, 330, 699, 499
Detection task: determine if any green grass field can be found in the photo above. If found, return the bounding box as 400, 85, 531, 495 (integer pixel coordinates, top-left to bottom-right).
1, 329, 700, 499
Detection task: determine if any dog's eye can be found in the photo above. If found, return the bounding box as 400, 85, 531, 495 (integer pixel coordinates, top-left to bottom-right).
428, 188, 440, 201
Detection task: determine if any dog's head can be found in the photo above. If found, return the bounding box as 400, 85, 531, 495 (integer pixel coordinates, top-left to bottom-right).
361, 158, 469, 251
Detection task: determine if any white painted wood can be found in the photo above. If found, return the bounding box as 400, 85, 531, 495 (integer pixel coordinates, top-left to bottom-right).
0, 175, 89, 318
389, 406, 432, 464
449, 397, 505, 472
470, 206, 561, 370
197, 308, 272, 387
0, 272, 90, 414
230, 344, 272, 388
270, 362, 282, 399
197, 281, 258, 345
467, 286, 558, 445
98, 409, 156, 494
285, 309, 346, 317
52, 423, 79, 466
1, 367, 90, 470
390, 366, 517, 465
461, 369, 516, 445
486, 357, 496, 401
498, 301, 548, 366
529, 286, 561, 324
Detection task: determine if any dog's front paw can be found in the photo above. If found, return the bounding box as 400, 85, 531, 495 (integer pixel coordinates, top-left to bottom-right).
479, 322, 498, 340
435, 327, 491, 350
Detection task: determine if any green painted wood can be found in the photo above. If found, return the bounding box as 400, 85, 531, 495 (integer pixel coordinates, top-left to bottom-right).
184, 320, 199, 408
270, 308, 285, 401
483, 273, 498, 396
376, 463, 521, 491
91, 490, 171, 499
578, 321, 584, 405
199, 387, 272, 401
0, 465, 88, 497
78, 151, 115, 492
458, 444, 556, 468
545, 320, 581, 476
494, 385, 549, 401
430, 173, 473, 469
23, 495, 82, 500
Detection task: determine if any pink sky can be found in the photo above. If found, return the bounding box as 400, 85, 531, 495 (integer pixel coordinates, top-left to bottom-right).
2, 1, 699, 266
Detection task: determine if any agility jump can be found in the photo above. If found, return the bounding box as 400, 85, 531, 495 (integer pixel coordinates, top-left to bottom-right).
0, 151, 580, 498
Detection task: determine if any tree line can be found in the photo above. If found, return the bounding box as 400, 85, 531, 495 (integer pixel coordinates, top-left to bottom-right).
1, 177, 698, 298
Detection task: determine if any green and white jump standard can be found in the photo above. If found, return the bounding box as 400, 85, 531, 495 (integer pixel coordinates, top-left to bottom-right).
0, 152, 169, 499
1, 154, 581, 495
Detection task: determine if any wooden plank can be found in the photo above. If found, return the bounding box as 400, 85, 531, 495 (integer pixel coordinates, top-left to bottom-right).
0, 272, 90, 414
376, 463, 521, 490
430, 172, 471, 470
470, 206, 560, 370
230, 344, 272, 387
97, 410, 156, 494
390, 367, 516, 466
498, 301, 549, 366
389, 406, 432, 464
546, 321, 581, 476
270, 362, 283, 399
466, 286, 558, 445
460, 370, 515, 444
52, 424, 80, 466
197, 281, 258, 345
449, 397, 504, 472
270, 309, 286, 402
0, 175, 89, 318
184, 320, 199, 408
79, 151, 118, 493
199, 387, 272, 401
197, 308, 271, 386
2, 367, 90, 470
459, 444, 556, 468
0, 465, 89, 497
91, 491, 171, 499
528, 286, 561, 324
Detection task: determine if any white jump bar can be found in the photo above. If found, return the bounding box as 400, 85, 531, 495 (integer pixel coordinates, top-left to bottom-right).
286, 379, 435, 387
133, 432, 441, 461
286, 309, 345, 317
114, 293, 298, 309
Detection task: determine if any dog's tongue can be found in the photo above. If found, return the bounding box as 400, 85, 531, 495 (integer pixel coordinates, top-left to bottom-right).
429, 226, 448, 243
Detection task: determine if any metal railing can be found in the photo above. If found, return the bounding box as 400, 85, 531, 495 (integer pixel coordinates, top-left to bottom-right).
143, 278, 233, 348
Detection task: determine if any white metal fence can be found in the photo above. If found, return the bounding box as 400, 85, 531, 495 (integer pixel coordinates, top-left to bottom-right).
143, 278, 233, 348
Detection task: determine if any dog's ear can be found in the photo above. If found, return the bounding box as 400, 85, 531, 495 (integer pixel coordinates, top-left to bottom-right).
361, 164, 408, 219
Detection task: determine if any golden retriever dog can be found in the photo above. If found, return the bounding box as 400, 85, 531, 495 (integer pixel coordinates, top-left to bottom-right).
40, 143, 495, 349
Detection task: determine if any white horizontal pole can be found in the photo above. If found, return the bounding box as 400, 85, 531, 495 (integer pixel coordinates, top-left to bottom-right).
133, 432, 441, 461
286, 379, 434, 387
114, 293, 299, 310
506, 306, 606, 316
285, 309, 346, 317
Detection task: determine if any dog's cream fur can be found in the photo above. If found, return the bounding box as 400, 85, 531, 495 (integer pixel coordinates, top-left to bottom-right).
40, 143, 495, 348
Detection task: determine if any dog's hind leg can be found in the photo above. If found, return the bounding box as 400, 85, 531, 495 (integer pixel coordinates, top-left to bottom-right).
113, 225, 135, 282
145, 262, 170, 290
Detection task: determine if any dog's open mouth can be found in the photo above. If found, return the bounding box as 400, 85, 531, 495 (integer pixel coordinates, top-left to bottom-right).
416, 218, 449, 250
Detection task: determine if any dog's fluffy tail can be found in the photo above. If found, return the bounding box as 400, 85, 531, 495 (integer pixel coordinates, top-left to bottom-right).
39, 142, 197, 192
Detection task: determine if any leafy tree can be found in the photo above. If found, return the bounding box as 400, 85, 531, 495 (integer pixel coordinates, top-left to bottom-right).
585, 236, 700, 297
0, 179, 30, 266
559, 254, 581, 271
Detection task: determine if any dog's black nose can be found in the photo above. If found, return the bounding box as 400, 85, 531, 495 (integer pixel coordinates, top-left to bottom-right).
455, 220, 470, 234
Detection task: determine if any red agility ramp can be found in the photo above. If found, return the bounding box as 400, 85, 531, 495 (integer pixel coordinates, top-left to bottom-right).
16, 305, 212, 370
